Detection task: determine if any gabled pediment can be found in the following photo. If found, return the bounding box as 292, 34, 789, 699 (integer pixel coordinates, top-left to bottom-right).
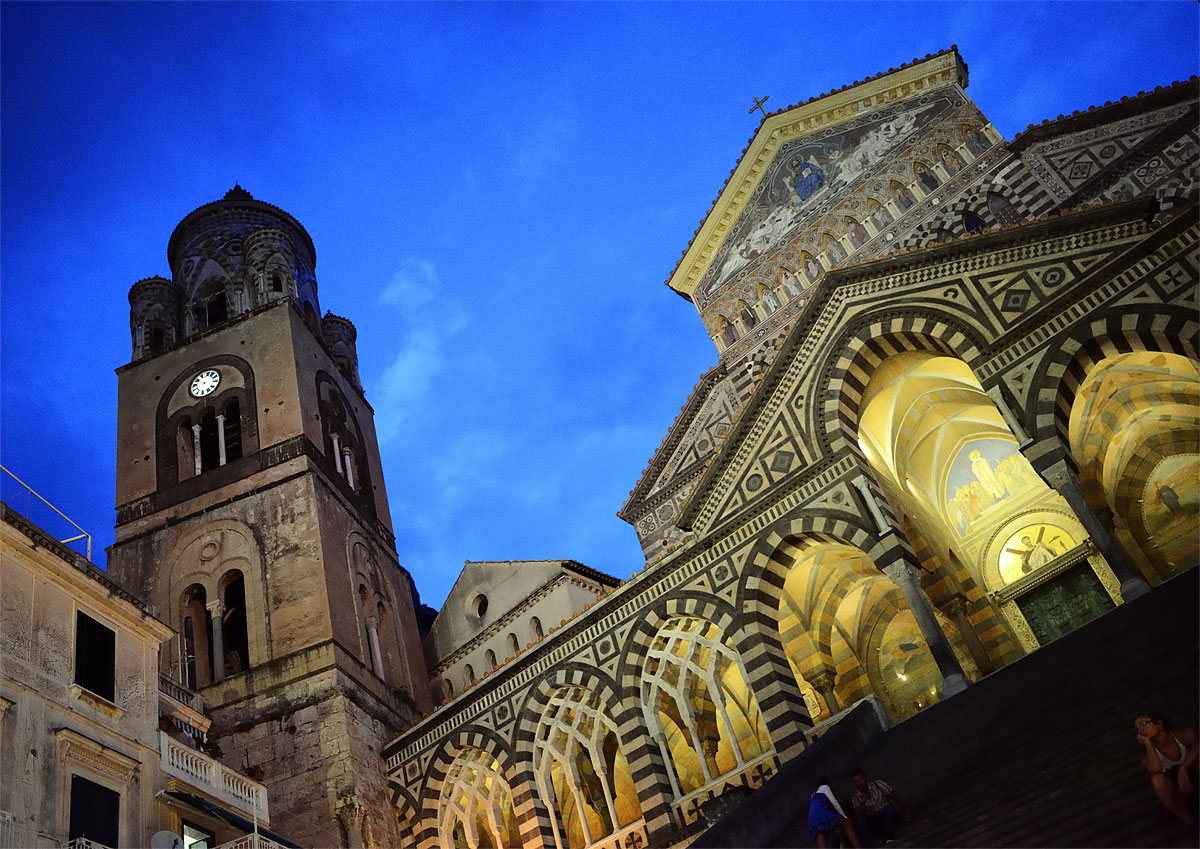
668, 49, 967, 305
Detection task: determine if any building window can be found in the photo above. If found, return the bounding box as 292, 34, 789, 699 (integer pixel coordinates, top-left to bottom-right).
464, 665, 475, 688
530, 616, 544, 640
69, 775, 120, 849
182, 821, 214, 849
75, 612, 116, 703
472, 594, 488, 617
485, 649, 497, 669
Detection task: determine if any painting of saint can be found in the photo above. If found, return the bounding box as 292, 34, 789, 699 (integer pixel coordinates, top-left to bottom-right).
1153, 481, 1186, 518
939, 147, 965, 172
965, 127, 990, 157
892, 182, 915, 211
1141, 456, 1200, 572
780, 268, 803, 299
825, 237, 846, 265
803, 253, 824, 282
915, 163, 940, 193
720, 319, 737, 347
871, 201, 894, 228
762, 288, 781, 313
847, 218, 869, 247
793, 159, 825, 200
944, 439, 1041, 536
970, 449, 1008, 500
999, 524, 1074, 583
740, 303, 759, 329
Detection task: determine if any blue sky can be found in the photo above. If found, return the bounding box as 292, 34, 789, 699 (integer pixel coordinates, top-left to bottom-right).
2, 2, 1196, 611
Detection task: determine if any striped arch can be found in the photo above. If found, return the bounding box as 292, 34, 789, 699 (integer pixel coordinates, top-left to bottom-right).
616, 592, 743, 698
1113, 424, 1200, 577
389, 780, 421, 849
738, 511, 885, 735
1026, 305, 1200, 457
814, 311, 987, 456
898, 181, 1031, 249
616, 592, 793, 792
513, 663, 663, 848
417, 725, 542, 849
854, 590, 910, 709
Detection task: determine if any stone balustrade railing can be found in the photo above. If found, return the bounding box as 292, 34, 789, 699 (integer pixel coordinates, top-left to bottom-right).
159, 732, 269, 824
159, 673, 204, 712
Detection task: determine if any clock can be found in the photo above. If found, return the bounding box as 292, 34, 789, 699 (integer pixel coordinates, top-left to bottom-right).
189, 369, 221, 398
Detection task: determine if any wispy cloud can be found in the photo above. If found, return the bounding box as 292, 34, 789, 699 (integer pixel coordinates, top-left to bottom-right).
371, 258, 469, 443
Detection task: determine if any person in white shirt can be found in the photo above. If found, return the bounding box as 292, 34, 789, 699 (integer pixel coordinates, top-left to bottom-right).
850, 767, 906, 846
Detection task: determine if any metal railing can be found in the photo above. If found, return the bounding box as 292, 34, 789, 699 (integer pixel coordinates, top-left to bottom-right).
160, 732, 269, 824
0, 465, 91, 560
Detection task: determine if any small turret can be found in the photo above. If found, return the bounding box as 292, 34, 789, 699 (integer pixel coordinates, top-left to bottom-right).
322, 312, 361, 390
128, 276, 182, 359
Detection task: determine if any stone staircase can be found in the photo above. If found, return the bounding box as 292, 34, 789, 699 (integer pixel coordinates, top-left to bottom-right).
696, 567, 1199, 849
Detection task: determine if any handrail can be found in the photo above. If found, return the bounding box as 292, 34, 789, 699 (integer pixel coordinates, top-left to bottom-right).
0, 465, 91, 560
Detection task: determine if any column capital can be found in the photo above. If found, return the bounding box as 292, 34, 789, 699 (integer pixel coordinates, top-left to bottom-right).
939, 593, 968, 619
882, 560, 920, 585
808, 670, 837, 691
365, 613, 380, 629
205, 598, 225, 616
336, 793, 367, 831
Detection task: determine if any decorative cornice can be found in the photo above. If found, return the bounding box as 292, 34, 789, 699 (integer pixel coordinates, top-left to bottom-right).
55, 727, 140, 782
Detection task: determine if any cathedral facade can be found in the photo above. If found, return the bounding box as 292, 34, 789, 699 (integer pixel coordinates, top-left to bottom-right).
2, 47, 1194, 849
381, 49, 1198, 849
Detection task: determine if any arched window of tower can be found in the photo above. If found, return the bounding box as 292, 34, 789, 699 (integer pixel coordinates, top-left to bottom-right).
193, 280, 229, 331
145, 320, 166, 356
530, 616, 544, 640
271, 272, 284, 293
176, 417, 196, 480
303, 301, 320, 337
376, 601, 396, 681
180, 584, 212, 689
198, 408, 221, 471
222, 398, 242, 462
220, 571, 249, 676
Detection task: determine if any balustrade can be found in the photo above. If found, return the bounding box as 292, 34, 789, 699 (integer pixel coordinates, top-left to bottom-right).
159, 732, 268, 823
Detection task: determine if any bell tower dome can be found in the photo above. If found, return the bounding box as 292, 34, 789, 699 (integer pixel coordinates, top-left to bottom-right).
166, 185, 322, 338
108, 189, 430, 848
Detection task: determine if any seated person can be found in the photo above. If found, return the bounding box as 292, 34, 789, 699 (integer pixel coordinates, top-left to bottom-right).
809, 775, 861, 848
850, 767, 905, 845
1135, 712, 1198, 825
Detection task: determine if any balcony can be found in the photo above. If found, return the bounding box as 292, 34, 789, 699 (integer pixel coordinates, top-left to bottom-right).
160, 732, 269, 825
212, 836, 293, 849
160, 672, 205, 713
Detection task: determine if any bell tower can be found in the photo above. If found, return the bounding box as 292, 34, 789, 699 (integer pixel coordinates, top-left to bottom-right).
108, 187, 431, 848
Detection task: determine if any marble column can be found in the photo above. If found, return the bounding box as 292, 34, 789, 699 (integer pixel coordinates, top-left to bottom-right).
940, 594, 994, 675
206, 599, 226, 683
191, 424, 203, 476
215, 414, 227, 466
337, 793, 368, 849
808, 669, 840, 716
1042, 458, 1150, 600
882, 561, 969, 696
365, 613, 385, 677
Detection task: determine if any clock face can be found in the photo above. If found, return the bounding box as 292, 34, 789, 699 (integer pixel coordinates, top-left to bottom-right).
189, 369, 221, 398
